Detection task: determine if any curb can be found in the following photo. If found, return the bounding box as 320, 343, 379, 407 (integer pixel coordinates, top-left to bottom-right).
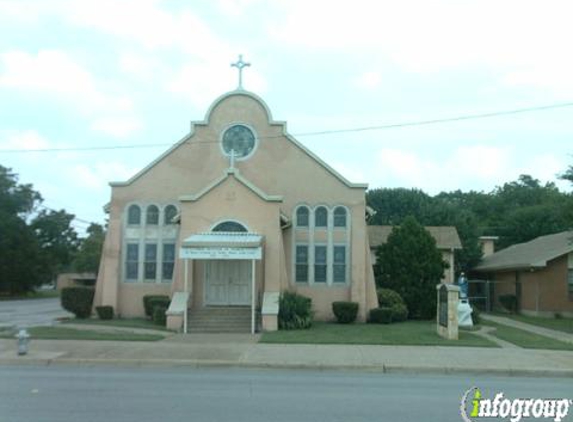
1, 357, 572, 378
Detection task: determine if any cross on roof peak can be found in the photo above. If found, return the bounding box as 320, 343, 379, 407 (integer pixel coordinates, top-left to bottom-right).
231, 54, 250, 90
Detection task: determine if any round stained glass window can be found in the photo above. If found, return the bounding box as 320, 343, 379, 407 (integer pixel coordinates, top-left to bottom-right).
221, 124, 256, 158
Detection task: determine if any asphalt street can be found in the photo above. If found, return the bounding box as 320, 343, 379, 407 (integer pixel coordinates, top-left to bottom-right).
0, 297, 72, 329
0, 366, 571, 422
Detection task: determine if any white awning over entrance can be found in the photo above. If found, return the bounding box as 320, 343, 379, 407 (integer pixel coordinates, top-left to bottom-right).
179, 232, 263, 260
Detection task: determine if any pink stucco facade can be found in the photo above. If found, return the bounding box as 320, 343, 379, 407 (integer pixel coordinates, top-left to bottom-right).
94, 90, 378, 328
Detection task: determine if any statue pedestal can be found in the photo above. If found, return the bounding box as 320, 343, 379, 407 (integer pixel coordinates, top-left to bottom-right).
436, 283, 459, 340
457, 299, 473, 328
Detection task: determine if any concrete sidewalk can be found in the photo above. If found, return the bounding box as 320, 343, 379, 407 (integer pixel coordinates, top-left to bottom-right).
481, 314, 573, 344
1, 334, 572, 377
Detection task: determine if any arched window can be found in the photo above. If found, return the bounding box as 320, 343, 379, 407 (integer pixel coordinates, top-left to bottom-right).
146, 205, 159, 225
164, 205, 177, 225
296, 206, 309, 228
212, 221, 247, 232
315, 206, 328, 228
127, 205, 141, 225
333, 207, 347, 228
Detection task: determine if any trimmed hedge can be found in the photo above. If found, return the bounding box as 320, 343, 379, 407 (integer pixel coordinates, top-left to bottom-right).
278, 291, 313, 330
61, 287, 95, 319
376, 288, 405, 308
96, 305, 114, 320
332, 301, 359, 324
143, 295, 170, 318
390, 303, 408, 322
499, 294, 517, 314
153, 305, 168, 326
369, 307, 393, 324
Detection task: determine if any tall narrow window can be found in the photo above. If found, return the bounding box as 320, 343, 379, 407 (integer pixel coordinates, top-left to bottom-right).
314, 245, 327, 283
315, 206, 327, 228
162, 243, 175, 281
146, 205, 159, 225
296, 206, 309, 228
295, 245, 309, 282
144, 244, 157, 281
127, 205, 141, 225
164, 205, 177, 225
333, 207, 347, 228
333, 245, 346, 283
125, 243, 139, 281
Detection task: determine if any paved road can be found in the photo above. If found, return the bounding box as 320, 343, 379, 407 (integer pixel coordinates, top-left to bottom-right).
0, 297, 72, 329
0, 366, 571, 422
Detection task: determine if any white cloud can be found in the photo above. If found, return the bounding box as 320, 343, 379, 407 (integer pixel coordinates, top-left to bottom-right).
71, 162, 137, 190
372, 145, 544, 193
0, 49, 132, 114
0, 130, 50, 150
352, 71, 382, 90
90, 116, 143, 139
271, 0, 573, 94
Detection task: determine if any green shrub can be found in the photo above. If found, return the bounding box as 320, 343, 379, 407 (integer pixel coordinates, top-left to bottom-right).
95, 305, 114, 320
332, 301, 359, 324
152, 305, 167, 326
376, 288, 405, 308
390, 303, 409, 322
143, 295, 170, 318
499, 294, 517, 313
61, 287, 95, 319
369, 307, 393, 324
278, 291, 313, 330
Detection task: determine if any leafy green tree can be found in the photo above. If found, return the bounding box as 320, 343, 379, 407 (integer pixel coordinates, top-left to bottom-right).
366, 188, 433, 225
559, 164, 573, 185
375, 217, 447, 319
73, 223, 105, 274
0, 165, 43, 294
31, 209, 79, 283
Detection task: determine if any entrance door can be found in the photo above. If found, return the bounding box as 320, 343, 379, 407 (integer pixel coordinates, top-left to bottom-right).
205, 260, 251, 305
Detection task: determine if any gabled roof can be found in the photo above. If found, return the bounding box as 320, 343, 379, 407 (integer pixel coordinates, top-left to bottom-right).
474, 230, 573, 272
179, 168, 283, 203
110, 90, 368, 189
367, 225, 462, 250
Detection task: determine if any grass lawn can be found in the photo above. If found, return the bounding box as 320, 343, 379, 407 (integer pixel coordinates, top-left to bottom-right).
499, 314, 573, 335
260, 321, 497, 347
483, 321, 573, 351
0, 290, 60, 301
62, 317, 171, 331
0, 326, 165, 341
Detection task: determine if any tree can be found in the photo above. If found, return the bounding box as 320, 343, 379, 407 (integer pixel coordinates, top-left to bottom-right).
366, 188, 433, 226
73, 223, 105, 274
375, 217, 447, 319
0, 165, 43, 294
31, 209, 79, 284
559, 164, 573, 185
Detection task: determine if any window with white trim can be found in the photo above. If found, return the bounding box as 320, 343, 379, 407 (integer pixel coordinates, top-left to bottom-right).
315, 206, 327, 228
164, 205, 177, 225
333, 245, 346, 283
123, 203, 179, 283
127, 205, 141, 225
146, 205, 159, 225
296, 206, 309, 228
295, 245, 309, 282
314, 245, 327, 283
144, 244, 157, 281
125, 243, 139, 281
162, 243, 175, 281
333, 207, 347, 228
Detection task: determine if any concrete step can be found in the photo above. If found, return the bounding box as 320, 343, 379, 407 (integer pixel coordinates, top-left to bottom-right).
187, 306, 260, 333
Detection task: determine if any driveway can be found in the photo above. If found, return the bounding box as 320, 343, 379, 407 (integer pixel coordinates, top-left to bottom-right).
0, 297, 73, 329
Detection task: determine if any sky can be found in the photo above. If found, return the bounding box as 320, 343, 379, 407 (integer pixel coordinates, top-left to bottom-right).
0, 0, 572, 234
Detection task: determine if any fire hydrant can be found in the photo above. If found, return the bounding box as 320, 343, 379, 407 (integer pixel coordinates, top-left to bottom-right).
16, 329, 30, 356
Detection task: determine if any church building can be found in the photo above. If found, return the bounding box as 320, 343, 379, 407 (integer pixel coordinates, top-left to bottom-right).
93, 57, 378, 332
